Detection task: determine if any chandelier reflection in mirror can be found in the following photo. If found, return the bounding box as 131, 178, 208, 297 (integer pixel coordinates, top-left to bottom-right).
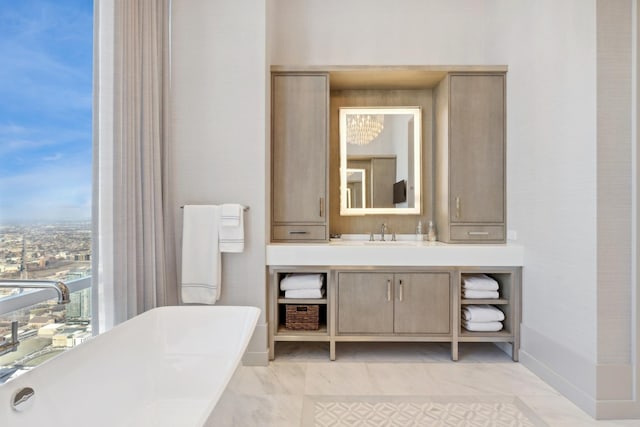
346, 114, 384, 145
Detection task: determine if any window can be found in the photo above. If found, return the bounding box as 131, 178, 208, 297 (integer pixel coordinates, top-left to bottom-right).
0, 1, 93, 382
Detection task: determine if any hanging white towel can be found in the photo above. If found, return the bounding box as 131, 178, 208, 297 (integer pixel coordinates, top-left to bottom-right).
181, 205, 221, 304
462, 274, 499, 291
462, 320, 503, 332
219, 203, 244, 253
280, 274, 324, 291
462, 305, 505, 322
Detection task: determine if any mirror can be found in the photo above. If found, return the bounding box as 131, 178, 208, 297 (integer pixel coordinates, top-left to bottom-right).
339, 107, 421, 215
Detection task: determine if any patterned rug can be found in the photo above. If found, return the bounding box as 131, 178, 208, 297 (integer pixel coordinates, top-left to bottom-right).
302, 395, 548, 426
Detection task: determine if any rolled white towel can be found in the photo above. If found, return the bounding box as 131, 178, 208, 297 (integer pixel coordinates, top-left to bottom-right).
462, 320, 503, 332
280, 274, 324, 291
462, 305, 505, 322
462, 289, 499, 299
462, 274, 499, 291
284, 288, 325, 299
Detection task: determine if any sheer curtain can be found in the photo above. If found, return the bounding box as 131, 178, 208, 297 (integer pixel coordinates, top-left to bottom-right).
92, 0, 177, 332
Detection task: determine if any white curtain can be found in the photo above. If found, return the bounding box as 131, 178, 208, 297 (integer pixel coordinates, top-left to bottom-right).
92, 0, 177, 332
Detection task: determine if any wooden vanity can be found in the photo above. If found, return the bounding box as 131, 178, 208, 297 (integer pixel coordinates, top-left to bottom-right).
267, 243, 523, 361
268, 66, 517, 361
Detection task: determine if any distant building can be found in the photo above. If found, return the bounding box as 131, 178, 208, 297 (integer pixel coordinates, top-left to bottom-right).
37, 323, 64, 338
28, 316, 53, 328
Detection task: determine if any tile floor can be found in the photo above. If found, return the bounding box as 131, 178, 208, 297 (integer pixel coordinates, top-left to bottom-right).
206, 342, 640, 426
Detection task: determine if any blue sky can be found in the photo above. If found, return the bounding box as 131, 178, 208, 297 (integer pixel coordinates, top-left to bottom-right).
0, 1, 93, 223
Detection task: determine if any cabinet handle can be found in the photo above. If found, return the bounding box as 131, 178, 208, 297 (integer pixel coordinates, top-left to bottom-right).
399, 279, 404, 302
468, 231, 489, 236
455, 196, 461, 219
319, 197, 324, 218
288, 231, 309, 235
387, 280, 391, 302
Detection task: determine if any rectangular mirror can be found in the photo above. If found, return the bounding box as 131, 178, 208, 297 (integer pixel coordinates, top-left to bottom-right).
339, 107, 422, 215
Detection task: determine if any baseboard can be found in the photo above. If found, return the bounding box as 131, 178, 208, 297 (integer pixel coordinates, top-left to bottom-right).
241, 322, 269, 366
520, 349, 597, 417
519, 325, 597, 417
242, 350, 269, 366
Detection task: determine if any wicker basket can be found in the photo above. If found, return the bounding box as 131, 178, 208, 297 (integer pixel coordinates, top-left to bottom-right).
285, 304, 319, 330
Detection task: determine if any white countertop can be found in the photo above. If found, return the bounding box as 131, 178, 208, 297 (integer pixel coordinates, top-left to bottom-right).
266, 238, 524, 267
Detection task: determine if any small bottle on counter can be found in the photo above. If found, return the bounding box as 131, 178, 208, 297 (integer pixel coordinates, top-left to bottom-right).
416, 220, 423, 241
427, 220, 437, 242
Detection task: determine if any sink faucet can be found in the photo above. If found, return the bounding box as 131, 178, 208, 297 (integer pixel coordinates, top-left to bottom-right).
0, 321, 19, 356
0, 280, 70, 304
380, 223, 388, 241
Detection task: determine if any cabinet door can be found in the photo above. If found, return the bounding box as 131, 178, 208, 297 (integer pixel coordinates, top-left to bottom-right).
338, 272, 394, 334
449, 75, 504, 223
394, 273, 450, 334
272, 74, 328, 224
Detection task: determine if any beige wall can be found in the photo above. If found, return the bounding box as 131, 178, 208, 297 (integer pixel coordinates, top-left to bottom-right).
269, 0, 602, 413
168, 0, 638, 417
170, 0, 268, 363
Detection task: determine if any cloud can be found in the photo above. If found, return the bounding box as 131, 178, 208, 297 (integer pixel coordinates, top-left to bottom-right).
42, 153, 63, 161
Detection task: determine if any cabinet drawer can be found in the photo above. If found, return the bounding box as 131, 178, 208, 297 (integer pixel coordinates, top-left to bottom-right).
450, 225, 504, 242
272, 225, 326, 241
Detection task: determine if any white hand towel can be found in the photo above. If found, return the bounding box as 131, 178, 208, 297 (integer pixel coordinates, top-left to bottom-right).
462, 289, 500, 299
462, 305, 505, 322
462, 274, 499, 291
280, 274, 324, 291
219, 203, 244, 253
462, 320, 503, 332
221, 203, 241, 226
284, 288, 326, 299
181, 205, 221, 304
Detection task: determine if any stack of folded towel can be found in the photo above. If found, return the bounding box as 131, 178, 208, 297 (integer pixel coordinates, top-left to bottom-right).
461, 274, 500, 299
462, 304, 505, 332
280, 274, 325, 299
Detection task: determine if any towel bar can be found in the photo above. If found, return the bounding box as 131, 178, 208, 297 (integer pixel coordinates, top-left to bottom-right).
180, 205, 249, 211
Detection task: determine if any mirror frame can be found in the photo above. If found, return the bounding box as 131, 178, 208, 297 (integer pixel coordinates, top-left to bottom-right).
339, 107, 422, 215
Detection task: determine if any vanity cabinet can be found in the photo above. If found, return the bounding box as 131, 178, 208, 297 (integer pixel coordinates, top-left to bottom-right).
271, 72, 329, 242
435, 73, 506, 243
337, 272, 450, 335
268, 261, 521, 361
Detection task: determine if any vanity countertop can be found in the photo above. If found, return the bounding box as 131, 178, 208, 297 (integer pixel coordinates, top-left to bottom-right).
266, 239, 524, 267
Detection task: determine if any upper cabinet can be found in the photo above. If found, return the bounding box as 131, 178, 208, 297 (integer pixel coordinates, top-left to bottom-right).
434, 73, 506, 243
271, 73, 329, 242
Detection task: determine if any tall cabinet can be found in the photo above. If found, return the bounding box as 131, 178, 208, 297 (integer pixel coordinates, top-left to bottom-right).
434, 73, 506, 243
271, 73, 329, 242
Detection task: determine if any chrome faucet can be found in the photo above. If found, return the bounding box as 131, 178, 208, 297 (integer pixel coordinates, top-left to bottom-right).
0, 321, 19, 356
380, 223, 388, 241
0, 280, 70, 304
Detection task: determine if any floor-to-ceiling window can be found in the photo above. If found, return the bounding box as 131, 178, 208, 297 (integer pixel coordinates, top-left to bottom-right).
0, 1, 93, 383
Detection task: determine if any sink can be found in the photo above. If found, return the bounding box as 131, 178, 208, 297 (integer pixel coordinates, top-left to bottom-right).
362, 240, 420, 246
329, 238, 422, 247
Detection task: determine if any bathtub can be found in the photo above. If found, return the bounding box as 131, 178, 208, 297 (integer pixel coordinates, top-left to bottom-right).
0, 305, 259, 427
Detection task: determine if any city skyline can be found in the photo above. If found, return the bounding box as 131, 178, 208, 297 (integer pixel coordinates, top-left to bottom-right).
0, 1, 93, 223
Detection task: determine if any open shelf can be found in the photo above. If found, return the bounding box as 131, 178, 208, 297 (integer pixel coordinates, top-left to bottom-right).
461, 298, 508, 305
276, 324, 328, 337
277, 298, 328, 305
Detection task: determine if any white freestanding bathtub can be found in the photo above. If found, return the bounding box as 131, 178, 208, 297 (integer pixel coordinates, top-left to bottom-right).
0, 305, 259, 427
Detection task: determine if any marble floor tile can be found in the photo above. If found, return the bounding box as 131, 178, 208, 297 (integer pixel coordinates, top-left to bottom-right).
226, 362, 306, 396
210, 345, 638, 426
517, 395, 640, 427
304, 362, 381, 395
364, 363, 443, 395
423, 363, 560, 396
206, 389, 304, 427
